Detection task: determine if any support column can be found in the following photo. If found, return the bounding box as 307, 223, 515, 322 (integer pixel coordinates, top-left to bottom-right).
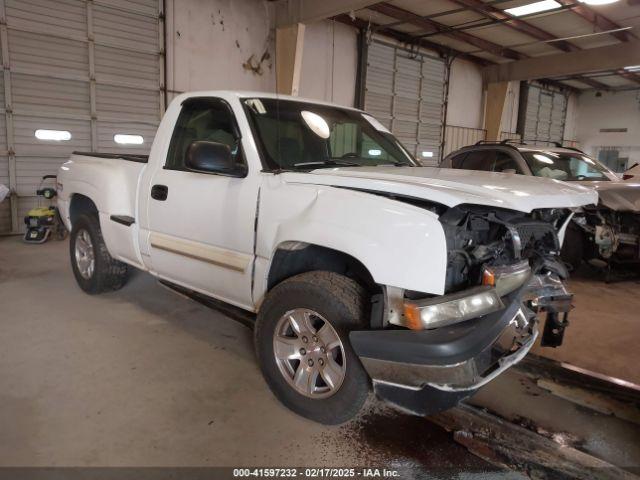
0, 0, 17, 233
276, 23, 305, 96
484, 81, 509, 141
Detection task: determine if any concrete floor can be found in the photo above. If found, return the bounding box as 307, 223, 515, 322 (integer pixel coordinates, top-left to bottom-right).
0, 235, 637, 470
531, 266, 640, 385
0, 236, 499, 473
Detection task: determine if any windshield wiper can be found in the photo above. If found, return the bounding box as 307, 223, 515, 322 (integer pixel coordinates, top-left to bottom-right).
379, 161, 412, 167
292, 160, 361, 168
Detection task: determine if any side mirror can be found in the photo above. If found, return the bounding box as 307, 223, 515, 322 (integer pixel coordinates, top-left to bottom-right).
185, 141, 246, 177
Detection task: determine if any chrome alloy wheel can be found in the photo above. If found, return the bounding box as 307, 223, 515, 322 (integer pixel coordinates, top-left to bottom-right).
273, 308, 346, 399
74, 229, 95, 279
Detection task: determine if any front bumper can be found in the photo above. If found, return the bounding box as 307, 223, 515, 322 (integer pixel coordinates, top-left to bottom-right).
350, 277, 571, 415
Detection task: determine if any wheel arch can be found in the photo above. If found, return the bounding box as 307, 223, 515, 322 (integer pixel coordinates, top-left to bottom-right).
267, 241, 380, 296
69, 193, 98, 228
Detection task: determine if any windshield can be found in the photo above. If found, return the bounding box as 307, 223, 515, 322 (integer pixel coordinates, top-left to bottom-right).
242, 97, 418, 170
522, 151, 613, 182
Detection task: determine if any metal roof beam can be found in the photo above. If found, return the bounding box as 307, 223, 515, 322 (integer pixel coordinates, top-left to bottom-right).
275, 0, 380, 27
556, 0, 637, 43
332, 14, 492, 65
483, 40, 640, 83
449, 0, 612, 89
368, 3, 526, 60
450, 0, 579, 53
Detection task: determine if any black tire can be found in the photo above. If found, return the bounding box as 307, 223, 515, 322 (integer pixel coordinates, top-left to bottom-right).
54, 211, 68, 241
69, 213, 130, 294
255, 271, 370, 425
561, 222, 585, 272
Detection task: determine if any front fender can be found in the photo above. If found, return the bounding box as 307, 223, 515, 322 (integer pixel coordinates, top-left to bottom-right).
256, 182, 448, 296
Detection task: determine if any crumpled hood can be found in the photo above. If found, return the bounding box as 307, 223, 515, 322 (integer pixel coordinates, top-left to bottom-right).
580, 181, 640, 212
282, 166, 597, 213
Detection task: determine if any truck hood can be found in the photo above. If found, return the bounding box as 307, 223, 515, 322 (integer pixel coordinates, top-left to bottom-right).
283, 167, 597, 213
580, 181, 640, 212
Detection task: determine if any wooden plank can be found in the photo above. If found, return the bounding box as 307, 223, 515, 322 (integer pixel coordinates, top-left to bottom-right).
483, 41, 640, 83
275, 23, 305, 96
485, 81, 509, 141
430, 404, 638, 480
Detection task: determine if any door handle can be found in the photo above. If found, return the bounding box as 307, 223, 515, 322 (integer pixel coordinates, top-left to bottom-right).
151, 184, 168, 201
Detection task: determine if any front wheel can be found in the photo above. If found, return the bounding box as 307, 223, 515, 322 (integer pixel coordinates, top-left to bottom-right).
254, 271, 370, 424
70, 214, 130, 294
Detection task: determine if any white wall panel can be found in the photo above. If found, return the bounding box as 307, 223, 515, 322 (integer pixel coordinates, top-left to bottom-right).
6, 0, 87, 39
11, 73, 90, 117
8, 30, 89, 79
16, 157, 71, 196
95, 84, 160, 122
93, 4, 159, 52
299, 20, 358, 107
364, 39, 446, 165
1, 0, 162, 233
576, 90, 640, 169
521, 83, 567, 145
0, 156, 8, 186
166, 0, 275, 97
446, 59, 483, 130
13, 117, 91, 157
443, 126, 485, 157
94, 44, 159, 88
97, 121, 157, 154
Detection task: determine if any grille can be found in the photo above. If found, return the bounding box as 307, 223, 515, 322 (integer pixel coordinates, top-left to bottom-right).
513, 220, 559, 256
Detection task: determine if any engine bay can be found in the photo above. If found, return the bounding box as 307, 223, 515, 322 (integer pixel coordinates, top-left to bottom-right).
438, 205, 571, 294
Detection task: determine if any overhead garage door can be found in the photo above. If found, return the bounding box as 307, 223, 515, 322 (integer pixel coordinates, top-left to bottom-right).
0, 0, 164, 234
519, 83, 567, 146
364, 38, 446, 166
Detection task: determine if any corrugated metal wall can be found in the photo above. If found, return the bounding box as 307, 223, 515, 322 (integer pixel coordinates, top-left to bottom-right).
520, 83, 567, 146
442, 127, 523, 158
0, 0, 163, 234
364, 39, 446, 166
443, 126, 485, 157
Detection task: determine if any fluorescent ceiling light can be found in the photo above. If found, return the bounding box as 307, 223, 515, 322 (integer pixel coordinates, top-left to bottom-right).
368, 149, 382, 156
579, 0, 618, 4
114, 134, 144, 145
624, 65, 640, 72
35, 129, 71, 141
421, 151, 434, 158
505, 0, 561, 17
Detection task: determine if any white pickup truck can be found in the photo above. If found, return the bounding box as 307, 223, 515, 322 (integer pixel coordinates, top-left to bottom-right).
57, 91, 597, 424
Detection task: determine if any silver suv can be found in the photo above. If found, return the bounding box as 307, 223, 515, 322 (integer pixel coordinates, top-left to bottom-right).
442, 141, 640, 276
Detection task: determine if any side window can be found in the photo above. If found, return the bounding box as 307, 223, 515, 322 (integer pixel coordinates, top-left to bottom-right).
450, 153, 468, 168
493, 151, 521, 173
461, 150, 496, 171
165, 98, 243, 171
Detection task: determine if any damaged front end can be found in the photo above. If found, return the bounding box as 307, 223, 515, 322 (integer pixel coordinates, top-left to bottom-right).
350, 205, 575, 415
568, 205, 640, 269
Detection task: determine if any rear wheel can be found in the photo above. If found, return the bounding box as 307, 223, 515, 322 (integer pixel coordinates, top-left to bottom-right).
70, 214, 129, 294
255, 271, 370, 424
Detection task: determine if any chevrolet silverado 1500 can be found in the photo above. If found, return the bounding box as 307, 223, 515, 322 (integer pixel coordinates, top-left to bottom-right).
57, 91, 597, 424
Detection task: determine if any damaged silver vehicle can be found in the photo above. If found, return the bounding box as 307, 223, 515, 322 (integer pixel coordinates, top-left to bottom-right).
441, 142, 640, 276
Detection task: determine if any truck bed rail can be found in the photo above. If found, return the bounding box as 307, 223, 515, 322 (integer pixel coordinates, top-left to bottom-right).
72, 151, 149, 164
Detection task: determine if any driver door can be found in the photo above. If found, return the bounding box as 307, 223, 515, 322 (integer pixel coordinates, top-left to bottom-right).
143, 97, 259, 309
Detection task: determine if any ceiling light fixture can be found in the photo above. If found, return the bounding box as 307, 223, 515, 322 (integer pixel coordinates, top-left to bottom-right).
35, 129, 71, 141
505, 0, 561, 17
578, 0, 619, 5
